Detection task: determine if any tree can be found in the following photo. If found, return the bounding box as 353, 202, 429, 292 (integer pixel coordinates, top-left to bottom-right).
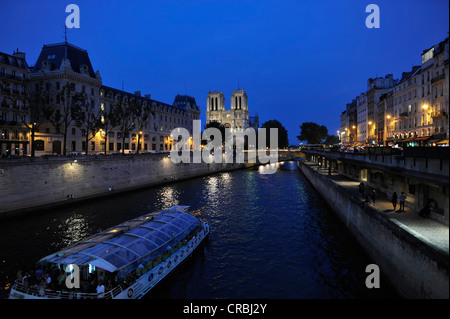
73, 96, 101, 155
204, 120, 226, 145
8, 80, 53, 157
99, 103, 120, 155
261, 119, 289, 149
324, 134, 340, 145
133, 101, 151, 154
297, 122, 328, 145
115, 96, 136, 154
47, 82, 84, 155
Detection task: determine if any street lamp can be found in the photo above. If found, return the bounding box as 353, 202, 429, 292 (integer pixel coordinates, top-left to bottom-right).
137, 131, 143, 153
350, 125, 357, 144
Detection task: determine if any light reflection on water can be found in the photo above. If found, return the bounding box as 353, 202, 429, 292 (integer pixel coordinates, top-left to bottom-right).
157, 186, 180, 209
57, 214, 91, 247
0, 162, 400, 298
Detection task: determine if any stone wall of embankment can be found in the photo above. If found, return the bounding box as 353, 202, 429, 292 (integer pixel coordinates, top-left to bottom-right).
298, 161, 449, 299
0, 154, 248, 219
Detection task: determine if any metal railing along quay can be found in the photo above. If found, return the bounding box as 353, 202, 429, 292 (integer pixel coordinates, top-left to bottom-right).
301, 146, 449, 183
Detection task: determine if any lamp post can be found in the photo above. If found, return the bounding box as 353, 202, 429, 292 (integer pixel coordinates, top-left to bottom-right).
136, 131, 142, 154
344, 127, 348, 144
384, 115, 391, 146
368, 121, 376, 145
351, 125, 357, 145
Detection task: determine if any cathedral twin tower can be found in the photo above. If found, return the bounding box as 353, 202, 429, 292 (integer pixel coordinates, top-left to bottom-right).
206, 88, 258, 131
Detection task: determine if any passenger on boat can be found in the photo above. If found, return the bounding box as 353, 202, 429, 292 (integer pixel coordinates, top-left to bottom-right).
21, 272, 31, 286
57, 270, 66, 288
35, 268, 44, 281
96, 281, 105, 297
16, 269, 23, 283
136, 264, 145, 277
44, 273, 52, 287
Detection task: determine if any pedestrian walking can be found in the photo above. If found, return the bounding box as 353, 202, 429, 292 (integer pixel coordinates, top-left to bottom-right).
371, 189, 377, 205
399, 192, 407, 212
419, 199, 436, 217
391, 192, 398, 211
358, 182, 365, 198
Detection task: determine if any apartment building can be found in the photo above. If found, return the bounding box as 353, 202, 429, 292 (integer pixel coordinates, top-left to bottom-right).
0, 41, 200, 156
340, 36, 449, 147
99, 87, 200, 153
0, 50, 30, 156
356, 92, 367, 144
389, 37, 449, 146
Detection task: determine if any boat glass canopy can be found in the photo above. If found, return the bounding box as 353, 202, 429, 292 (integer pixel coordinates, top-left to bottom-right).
38, 207, 200, 274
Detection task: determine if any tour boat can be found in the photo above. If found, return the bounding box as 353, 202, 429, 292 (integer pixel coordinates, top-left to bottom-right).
9, 206, 209, 299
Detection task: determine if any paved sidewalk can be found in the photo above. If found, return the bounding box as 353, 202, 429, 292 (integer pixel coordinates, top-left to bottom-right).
304, 161, 449, 256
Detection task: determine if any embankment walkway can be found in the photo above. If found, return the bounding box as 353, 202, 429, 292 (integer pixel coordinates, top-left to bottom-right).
301, 160, 449, 257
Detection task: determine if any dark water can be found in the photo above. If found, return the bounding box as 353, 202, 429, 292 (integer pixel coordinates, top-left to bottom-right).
0, 161, 400, 298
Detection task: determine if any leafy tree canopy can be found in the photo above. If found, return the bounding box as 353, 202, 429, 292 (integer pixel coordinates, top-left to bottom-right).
297, 122, 328, 145
261, 119, 289, 149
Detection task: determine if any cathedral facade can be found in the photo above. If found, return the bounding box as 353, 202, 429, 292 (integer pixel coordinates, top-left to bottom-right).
206, 89, 258, 131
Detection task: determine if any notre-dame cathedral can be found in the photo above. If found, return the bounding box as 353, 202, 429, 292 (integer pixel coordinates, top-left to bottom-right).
206, 88, 259, 131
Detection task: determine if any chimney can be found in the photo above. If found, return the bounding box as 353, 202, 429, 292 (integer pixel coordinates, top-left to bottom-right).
134, 91, 141, 96
144, 94, 151, 99
12, 49, 26, 60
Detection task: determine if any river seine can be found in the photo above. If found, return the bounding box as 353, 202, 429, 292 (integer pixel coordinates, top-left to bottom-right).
0, 161, 400, 298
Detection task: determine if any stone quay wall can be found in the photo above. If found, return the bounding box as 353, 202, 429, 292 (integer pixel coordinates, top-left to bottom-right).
0, 153, 249, 218
298, 160, 449, 299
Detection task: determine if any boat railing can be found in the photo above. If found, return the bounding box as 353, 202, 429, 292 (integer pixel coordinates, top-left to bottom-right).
11, 281, 124, 299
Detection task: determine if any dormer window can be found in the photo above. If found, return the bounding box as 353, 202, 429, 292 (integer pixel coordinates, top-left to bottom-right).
80, 65, 89, 75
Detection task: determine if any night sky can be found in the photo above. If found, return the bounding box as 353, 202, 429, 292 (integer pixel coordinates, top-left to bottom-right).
1, 0, 448, 145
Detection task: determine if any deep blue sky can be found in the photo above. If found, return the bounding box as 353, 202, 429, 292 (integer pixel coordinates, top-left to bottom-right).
1, 0, 448, 145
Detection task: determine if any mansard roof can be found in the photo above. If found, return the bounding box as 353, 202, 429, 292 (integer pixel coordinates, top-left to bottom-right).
32, 42, 96, 77
173, 94, 199, 110
0, 51, 29, 70
101, 85, 195, 113
397, 65, 421, 85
